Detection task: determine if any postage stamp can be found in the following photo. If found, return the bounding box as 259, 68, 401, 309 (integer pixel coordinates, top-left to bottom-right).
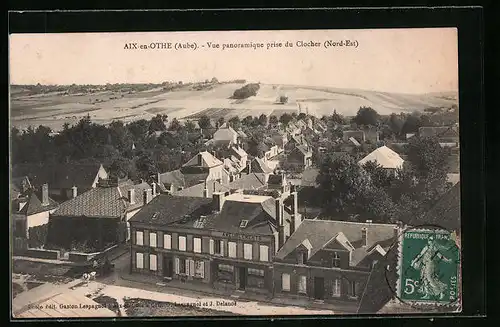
397, 228, 460, 305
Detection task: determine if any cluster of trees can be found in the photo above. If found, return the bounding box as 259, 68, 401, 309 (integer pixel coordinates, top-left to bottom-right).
316, 135, 452, 224
232, 83, 260, 99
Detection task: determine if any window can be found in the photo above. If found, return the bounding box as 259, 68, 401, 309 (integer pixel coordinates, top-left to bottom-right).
179, 258, 186, 274
195, 261, 205, 278
178, 236, 186, 251
332, 252, 341, 268
239, 220, 248, 228
332, 278, 341, 297
282, 273, 291, 291
193, 237, 202, 253
149, 254, 157, 271
259, 245, 269, 262
149, 232, 157, 248
349, 280, 357, 297
218, 264, 234, 272
135, 231, 144, 246
164, 234, 172, 249
244, 243, 253, 260
228, 242, 237, 258
209, 239, 215, 254
135, 252, 144, 269
298, 252, 308, 265
298, 275, 307, 294
248, 268, 265, 276
214, 239, 223, 255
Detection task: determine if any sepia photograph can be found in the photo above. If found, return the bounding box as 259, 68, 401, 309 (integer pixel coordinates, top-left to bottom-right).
9, 27, 461, 318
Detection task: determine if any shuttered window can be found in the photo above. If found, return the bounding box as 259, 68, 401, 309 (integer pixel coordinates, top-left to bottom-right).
332, 278, 341, 297
164, 234, 171, 249
149, 232, 157, 248
209, 239, 215, 254
136, 231, 144, 246
174, 257, 180, 274
178, 236, 186, 251
298, 275, 307, 294
195, 261, 205, 278
149, 254, 157, 271
243, 243, 253, 260
135, 252, 144, 269
282, 273, 290, 291
228, 242, 237, 258
193, 237, 202, 253
259, 245, 269, 262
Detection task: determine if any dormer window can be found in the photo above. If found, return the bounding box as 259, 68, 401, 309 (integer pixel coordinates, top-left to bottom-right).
239, 220, 248, 228
332, 252, 341, 268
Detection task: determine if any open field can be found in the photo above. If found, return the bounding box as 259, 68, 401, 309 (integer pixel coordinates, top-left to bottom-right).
10, 83, 458, 132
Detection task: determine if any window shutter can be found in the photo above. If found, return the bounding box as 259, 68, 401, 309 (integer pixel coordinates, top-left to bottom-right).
209, 239, 214, 254
174, 257, 179, 274
189, 259, 195, 277
200, 261, 205, 278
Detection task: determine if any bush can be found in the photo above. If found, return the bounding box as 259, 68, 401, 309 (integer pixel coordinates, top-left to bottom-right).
232, 83, 260, 99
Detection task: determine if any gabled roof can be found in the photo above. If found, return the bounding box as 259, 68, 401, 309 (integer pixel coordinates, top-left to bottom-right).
231, 146, 248, 159
349, 137, 361, 147
276, 219, 397, 261
51, 180, 151, 218
158, 169, 185, 189
11, 190, 59, 216
358, 146, 404, 169
250, 157, 273, 174
294, 145, 313, 157
10, 176, 32, 200
419, 126, 459, 139
128, 194, 213, 225
418, 182, 461, 231
226, 173, 268, 191
12, 163, 106, 190
182, 151, 223, 168
237, 130, 248, 138
174, 180, 230, 198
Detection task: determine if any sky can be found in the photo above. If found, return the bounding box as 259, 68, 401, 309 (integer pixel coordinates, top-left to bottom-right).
9, 28, 458, 94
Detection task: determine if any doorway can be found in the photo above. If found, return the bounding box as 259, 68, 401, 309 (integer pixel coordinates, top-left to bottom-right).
314, 277, 325, 300
238, 267, 247, 290
163, 256, 173, 278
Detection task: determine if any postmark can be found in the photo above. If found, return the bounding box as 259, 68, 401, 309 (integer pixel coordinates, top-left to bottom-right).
396, 227, 460, 307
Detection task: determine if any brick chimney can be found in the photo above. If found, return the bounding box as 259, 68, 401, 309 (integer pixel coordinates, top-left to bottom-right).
143, 188, 152, 205
247, 160, 251, 174
71, 186, 78, 199
203, 180, 208, 198
276, 198, 285, 250
128, 188, 135, 204
212, 192, 225, 211
41, 183, 49, 205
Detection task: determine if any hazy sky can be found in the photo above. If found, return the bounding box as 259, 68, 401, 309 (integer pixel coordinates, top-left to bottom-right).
9, 28, 458, 94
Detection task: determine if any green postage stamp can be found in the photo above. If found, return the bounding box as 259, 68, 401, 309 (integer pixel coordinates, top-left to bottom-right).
397, 228, 460, 305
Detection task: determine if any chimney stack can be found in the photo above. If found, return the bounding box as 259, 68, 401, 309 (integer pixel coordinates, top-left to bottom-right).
276, 198, 285, 249
157, 172, 161, 185
128, 189, 135, 204
71, 186, 78, 199
143, 188, 152, 205
42, 183, 49, 205
362, 227, 368, 247
212, 192, 225, 212
203, 180, 208, 198
247, 160, 251, 174
152, 182, 157, 197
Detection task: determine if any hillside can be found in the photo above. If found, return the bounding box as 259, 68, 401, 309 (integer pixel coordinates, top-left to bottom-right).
9, 83, 458, 131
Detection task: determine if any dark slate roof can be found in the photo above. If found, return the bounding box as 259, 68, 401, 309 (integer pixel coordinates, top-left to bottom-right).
51, 180, 151, 218
128, 194, 213, 225
267, 174, 284, 186
250, 158, 273, 174
158, 169, 185, 189
276, 219, 397, 261
11, 190, 59, 216
294, 145, 313, 157
174, 180, 230, 198
203, 193, 286, 235
418, 182, 461, 231
419, 126, 459, 139
12, 163, 104, 190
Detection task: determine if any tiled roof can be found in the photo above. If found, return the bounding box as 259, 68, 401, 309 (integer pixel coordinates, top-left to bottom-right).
358, 146, 404, 169
276, 219, 397, 261
128, 194, 213, 225
12, 190, 59, 216
158, 169, 185, 189
226, 173, 268, 191
294, 145, 313, 157
250, 157, 273, 174
183, 151, 223, 168
174, 180, 230, 198
12, 163, 105, 190
51, 180, 151, 218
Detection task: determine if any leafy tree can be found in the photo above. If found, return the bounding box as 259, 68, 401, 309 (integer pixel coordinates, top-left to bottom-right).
228, 116, 241, 129
401, 113, 422, 135
127, 119, 149, 140
184, 120, 196, 132
198, 115, 212, 129
279, 113, 293, 126
217, 116, 225, 128
297, 112, 307, 121
353, 106, 380, 126
149, 114, 167, 133
388, 113, 404, 135
242, 116, 253, 126
258, 114, 268, 126
168, 118, 182, 131
269, 115, 279, 126
135, 152, 158, 180
362, 160, 395, 189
